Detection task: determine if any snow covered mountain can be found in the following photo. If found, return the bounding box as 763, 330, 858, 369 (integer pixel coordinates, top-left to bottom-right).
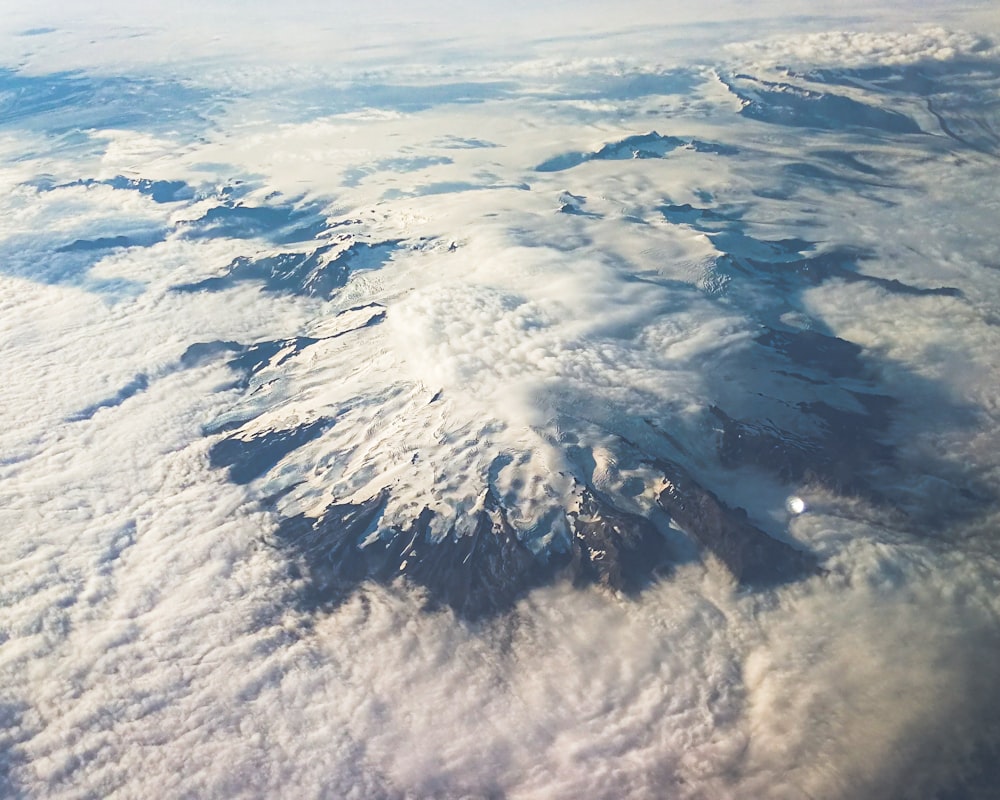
2, 6, 1000, 798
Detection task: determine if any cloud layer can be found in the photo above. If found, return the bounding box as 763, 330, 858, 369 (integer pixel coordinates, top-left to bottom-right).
2, 5, 1000, 799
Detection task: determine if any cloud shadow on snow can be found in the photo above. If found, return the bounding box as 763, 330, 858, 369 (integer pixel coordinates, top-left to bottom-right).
0, 67, 219, 134
191, 198, 996, 619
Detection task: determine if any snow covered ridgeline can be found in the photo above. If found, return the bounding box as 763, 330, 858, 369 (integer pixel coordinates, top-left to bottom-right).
192, 265, 881, 620
121, 52, 993, 620
3, 18, 1000, 799
257, 440, 821, 619
7, 44, 995, 622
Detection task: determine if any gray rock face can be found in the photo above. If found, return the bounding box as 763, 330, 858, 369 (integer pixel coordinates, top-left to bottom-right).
270, 462, 820, 618
709, 393, 896, 501
535, 131, 736, 172
566, 488, 672, 594
276, 489, 547, 619
721, 73, 923, 133
210, 419, 333, 485
176, 239, 400, 299
655, 461, 819, 587
273, 481, 686, 618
